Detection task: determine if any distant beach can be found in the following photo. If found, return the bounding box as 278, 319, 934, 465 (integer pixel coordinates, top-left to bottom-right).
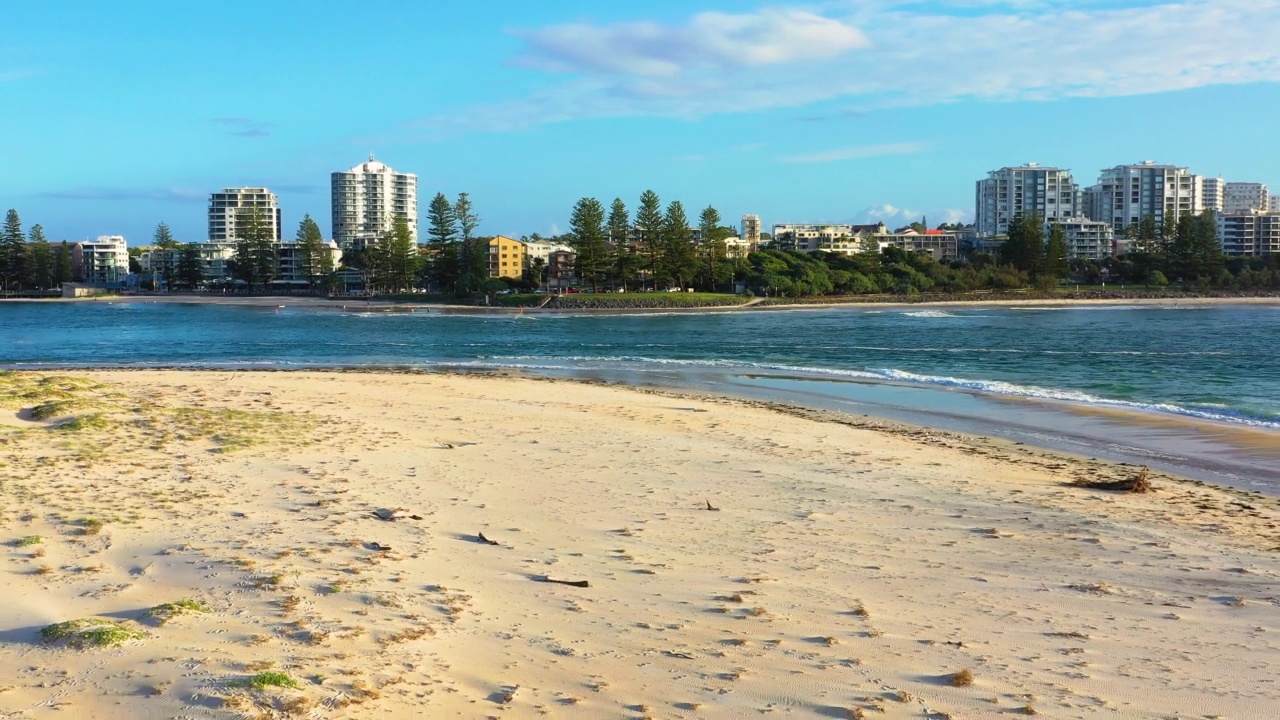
39, 290, 1280, 313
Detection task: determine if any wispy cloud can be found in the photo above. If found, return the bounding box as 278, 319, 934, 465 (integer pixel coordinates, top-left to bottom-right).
213, 117, 272, 138
781, 141, 930, 164
511, 8, 867, 78
37, 187, 207, 202
404, 0, 1280, 136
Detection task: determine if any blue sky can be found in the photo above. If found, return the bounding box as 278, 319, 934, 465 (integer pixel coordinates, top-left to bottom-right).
3, 0, 1279, 244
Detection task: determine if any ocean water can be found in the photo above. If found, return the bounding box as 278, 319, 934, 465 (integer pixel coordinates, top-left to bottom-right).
2, 301, 1278, 488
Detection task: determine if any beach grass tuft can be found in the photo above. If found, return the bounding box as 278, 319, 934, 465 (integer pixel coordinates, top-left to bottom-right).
13, 535, 43, 547
147, 599, 210, 625
55, 413, 111, 432
243, 671, 301, 690
41, 618, 146, 648
77, 517, 105, 535
947, 668, 974, 687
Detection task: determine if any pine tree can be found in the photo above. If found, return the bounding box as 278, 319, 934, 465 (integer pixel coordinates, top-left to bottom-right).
1189, 211, 1223, 281
607, 197, 630, 290
1044, 222, 1069, 281
425, 193, 460, 292
295, 214, 330, 287
1, 209, 25, 291
661, 200, 697, 289
454, 192, 483, 293
568, 197, 608, 291
230, 207, 276, 290
635, 190, 663, 290
381, 216, 420, 293
26, 224, 52, 289
151, 222, 177, 290
698, 206, 730, 291
1000, 212, 1043, 276
1169, 212, 1197, 281
176, 243, 205, 290
55, 241, 73, 285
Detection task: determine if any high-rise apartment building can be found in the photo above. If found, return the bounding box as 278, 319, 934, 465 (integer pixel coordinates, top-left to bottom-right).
1201, 178, 1225, 212
208, 188, 282, 241
1083, 161, 1201, 233
331, 155, 418, 250
975, 164, 1079, 237
1223, 182, 1269, 212
1217, 210, 1280, 256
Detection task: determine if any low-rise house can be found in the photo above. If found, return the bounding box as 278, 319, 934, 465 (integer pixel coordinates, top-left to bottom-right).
872, 228, 960, 262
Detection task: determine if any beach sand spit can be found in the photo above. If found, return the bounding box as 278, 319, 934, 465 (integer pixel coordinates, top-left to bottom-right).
1, 369, 1277, 719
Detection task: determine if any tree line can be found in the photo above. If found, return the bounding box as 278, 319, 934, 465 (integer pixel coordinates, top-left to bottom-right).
564, 190, 737, 292
0, 209, 75, 291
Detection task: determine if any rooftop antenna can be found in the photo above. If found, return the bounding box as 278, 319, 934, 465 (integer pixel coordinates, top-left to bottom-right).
369, 152, 375, 162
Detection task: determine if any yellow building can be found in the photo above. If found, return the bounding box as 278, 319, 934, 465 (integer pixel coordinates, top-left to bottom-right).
487, 236, 527, 280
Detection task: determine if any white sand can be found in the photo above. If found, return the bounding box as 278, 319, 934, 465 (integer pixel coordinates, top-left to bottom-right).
1, 370, 1277, 719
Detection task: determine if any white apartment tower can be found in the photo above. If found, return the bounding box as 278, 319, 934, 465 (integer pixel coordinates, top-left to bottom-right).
741, 214, 761, 244
1083, 161, 1202, 233
975, 163, 1079, 237
1201, 177, 1225, 212
1217, 210, 1280, 256
1223, 182, 1269, 212
331, 154, 418, 250
208, 188, 282, 241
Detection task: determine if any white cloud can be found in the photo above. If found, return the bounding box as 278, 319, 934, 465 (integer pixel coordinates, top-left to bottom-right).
781, 141, 930, 164
512, 9, 867, 78
852, 204, 970, 226
404, 0, 1280, 137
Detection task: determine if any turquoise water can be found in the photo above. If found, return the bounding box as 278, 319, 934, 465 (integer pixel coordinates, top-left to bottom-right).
4, 301, 1276, 429
2, 301, 1277, 489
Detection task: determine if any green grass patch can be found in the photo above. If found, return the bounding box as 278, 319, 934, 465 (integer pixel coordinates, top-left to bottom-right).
13, 535, 43, 546
147, 599, 210, 625
41, 618, 146, 648
159, 406, 312, 454
29, 399, 111, 421
0, 373, 115, 410
243, 671, 301, 690
54, 413, 110, 432
77, 518, 105, 535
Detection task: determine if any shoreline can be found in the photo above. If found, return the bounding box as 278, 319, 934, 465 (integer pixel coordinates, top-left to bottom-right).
14, 291, 1280, 313
2, 368, 1278, 718
27, 363, 1278, 495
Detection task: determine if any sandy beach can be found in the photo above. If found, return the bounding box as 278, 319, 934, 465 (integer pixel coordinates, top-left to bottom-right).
2, 369, 1279, 719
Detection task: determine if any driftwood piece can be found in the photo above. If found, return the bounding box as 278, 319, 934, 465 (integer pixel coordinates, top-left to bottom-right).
477, 532, 500, 546
705, 500, 720, 511
1070, 466, 1154, 494
540, 576, 590, 588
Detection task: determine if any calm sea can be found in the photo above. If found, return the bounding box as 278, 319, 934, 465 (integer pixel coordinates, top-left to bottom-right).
3, 301, 1278, 490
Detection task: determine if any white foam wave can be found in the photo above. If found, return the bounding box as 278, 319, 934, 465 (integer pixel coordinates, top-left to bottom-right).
872, 368, 1280, 429
465, 354, 1279, 429
902, 310, 963, 318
